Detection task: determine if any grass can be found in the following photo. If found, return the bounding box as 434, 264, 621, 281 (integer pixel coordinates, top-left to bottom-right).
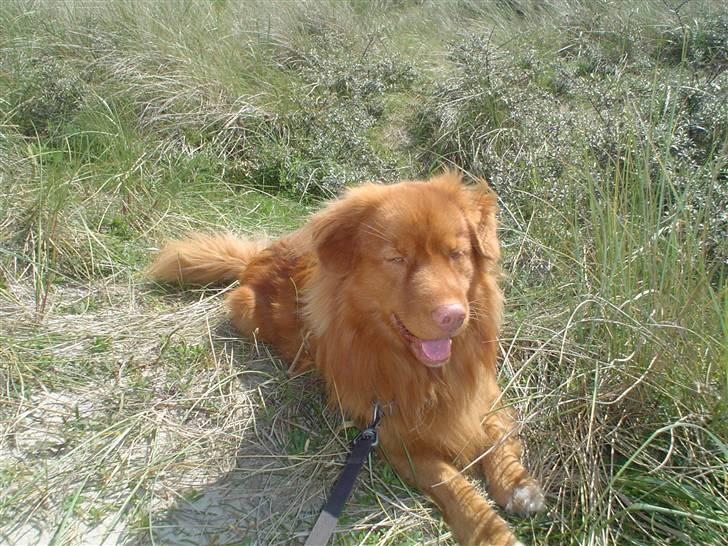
0, 0, 726, 544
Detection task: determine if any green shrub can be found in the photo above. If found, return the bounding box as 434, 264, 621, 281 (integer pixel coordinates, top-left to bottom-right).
7, 56, 87, 136
659, 14, 728, 69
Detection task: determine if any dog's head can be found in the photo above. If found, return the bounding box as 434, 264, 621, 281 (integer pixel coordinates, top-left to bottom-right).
311, 171, 499, 367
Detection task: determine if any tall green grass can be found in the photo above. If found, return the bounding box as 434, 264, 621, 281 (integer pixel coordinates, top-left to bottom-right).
1, 0, 725, 544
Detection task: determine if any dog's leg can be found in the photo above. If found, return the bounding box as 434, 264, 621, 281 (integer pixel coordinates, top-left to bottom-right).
388, 451, 522, 546
227, 285, 257, 336
478, 385, 545, 516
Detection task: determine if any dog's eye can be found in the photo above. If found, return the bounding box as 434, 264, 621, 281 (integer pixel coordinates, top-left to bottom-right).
386, 256, 407, 265
450, 250, 466, 260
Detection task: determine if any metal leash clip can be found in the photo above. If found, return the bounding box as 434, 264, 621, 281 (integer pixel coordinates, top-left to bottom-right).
355, 402, 383, 447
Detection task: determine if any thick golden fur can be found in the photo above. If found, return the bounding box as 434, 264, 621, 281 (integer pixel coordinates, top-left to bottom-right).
148, 172, 544, 546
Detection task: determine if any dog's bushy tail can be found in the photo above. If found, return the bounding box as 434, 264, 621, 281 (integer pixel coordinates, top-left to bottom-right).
147, 233, 267, 285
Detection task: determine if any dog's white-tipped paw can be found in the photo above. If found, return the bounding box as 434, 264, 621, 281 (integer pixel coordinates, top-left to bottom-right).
513, 541, 526, 546
505, 481, 546, 516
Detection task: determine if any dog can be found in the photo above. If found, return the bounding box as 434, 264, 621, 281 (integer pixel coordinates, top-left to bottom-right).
148, 171, 545, 545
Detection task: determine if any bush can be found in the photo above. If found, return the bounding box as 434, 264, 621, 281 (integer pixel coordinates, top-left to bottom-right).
7, 56, 87, 136
660, 14, 728, 70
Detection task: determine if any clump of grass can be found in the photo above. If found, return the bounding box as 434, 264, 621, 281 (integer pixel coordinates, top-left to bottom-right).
1, 1, 725, 545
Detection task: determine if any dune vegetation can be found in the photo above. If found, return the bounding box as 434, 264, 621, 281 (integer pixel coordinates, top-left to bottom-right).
1, 1, 726, 544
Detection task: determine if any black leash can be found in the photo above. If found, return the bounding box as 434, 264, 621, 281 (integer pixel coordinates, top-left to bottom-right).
304, 403, 383, 546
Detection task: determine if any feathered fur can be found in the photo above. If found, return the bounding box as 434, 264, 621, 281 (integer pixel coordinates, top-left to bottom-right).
148, 233, 268, 285
148, 172, 544, 546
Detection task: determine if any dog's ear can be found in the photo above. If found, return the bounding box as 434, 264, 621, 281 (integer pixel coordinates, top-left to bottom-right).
310, 188, 377, 275
466, 182, 500, 262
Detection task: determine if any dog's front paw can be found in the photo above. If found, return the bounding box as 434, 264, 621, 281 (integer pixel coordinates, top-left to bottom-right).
505, 481, 545, 516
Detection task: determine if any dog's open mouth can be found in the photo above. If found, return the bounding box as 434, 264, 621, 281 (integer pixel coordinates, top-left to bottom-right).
393, 314, 452, 367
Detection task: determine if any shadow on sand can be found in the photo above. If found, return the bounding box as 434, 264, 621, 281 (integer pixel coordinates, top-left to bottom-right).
133, 324, 358, 546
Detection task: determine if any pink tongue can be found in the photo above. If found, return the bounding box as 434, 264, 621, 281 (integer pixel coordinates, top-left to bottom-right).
420, 339, 452, 362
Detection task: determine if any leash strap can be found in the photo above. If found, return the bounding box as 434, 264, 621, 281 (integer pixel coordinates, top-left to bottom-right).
304, 404, 382, 546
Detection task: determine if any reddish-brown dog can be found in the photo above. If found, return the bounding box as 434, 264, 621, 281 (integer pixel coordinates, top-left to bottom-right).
149, 171, 544, 545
